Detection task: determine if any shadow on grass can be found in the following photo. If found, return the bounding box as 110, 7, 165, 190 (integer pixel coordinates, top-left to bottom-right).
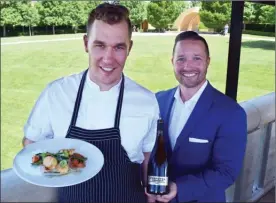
242, 40, 275, 50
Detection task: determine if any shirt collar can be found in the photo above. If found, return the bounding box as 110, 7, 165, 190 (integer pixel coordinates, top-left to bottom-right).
86, 69, 122, 94
174, 80, 208, 109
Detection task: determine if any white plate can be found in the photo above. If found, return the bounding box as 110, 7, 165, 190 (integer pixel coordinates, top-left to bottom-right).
13, 138, 104, 187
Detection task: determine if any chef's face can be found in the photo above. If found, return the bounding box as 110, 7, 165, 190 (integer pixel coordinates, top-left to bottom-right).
84, 19, 132, 90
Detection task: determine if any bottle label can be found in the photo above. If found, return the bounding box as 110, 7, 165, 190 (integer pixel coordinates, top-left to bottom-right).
148, 176, 168, 186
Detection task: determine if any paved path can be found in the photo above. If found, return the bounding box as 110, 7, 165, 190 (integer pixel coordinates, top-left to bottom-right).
1, 32, 274, 46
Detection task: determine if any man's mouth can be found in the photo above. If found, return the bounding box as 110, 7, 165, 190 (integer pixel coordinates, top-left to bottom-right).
100, 66, 114, 73
182, 72, 197, 78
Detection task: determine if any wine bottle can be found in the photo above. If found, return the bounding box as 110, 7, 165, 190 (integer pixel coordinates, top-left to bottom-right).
146, 119, 169, 195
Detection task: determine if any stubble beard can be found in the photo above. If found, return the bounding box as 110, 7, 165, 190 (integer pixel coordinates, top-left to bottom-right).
175, 69, 207, 89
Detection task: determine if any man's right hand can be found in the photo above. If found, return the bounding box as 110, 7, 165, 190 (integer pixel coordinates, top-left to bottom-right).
145, 187, 157, 203
22, 137, 35, 147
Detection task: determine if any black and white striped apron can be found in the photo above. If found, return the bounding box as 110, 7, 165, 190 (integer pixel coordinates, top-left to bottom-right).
58, 69, 146, 202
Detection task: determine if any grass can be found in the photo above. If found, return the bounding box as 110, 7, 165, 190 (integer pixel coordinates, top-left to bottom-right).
1, 33, 275, 170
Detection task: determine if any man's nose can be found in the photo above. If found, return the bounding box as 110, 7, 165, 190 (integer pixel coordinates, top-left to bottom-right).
102, 47, 114, 63
183, 59, 193, 68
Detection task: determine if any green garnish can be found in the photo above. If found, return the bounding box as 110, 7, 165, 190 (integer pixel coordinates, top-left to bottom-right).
59, 160, 68, 168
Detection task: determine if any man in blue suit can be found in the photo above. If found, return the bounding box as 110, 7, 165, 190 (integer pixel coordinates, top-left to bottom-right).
147, 31, 247, 202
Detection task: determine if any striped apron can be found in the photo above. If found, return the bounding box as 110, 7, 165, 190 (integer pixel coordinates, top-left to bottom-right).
58, 69, 146, 202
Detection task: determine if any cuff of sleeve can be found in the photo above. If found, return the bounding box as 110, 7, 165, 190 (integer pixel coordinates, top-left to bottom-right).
24, 123, 43, 142
142, 143, 155, 152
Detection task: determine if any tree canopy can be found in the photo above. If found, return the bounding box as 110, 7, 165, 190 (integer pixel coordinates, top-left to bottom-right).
199, 2, 231, 32
147, 1, 187, 30
0, 0, 274, 37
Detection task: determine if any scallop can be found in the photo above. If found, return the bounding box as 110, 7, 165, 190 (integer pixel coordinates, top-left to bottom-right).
43, 156, 58, 169
56, 163, 69, 174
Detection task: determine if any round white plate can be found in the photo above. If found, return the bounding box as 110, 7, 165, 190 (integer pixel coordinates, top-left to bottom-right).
13, 138, 104, 187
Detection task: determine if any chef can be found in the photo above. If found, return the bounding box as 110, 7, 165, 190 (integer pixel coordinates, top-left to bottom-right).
22, 3, 159, 202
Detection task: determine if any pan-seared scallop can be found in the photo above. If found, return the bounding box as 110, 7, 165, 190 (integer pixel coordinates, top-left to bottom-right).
56, 160, 69, 174
43, 156, 58, 169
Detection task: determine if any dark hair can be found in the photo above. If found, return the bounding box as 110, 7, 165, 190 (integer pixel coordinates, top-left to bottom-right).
172, 31, 210, 57
87, 3, 132, 38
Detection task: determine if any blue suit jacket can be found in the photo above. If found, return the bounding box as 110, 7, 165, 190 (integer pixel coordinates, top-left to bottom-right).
155, 82, 247, 202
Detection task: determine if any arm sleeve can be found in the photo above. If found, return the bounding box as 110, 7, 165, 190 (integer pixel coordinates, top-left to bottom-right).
23, 84, 54, 142
176, 108, 247, 202
142, 100, 160, 152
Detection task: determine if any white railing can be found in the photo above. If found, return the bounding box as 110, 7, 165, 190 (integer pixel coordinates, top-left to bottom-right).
226, 92, 275, 202
1, 92, 275, 202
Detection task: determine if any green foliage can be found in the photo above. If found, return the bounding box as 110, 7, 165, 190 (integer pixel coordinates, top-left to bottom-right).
198, 21, 207, 30
38, 1, 66, 28
120, 0, 147, 26
1, 0, 274, 36
0, 1, 22, 27
147, 1, 186, 30
259, 5, 275, 24
244, 2, 255, 23
63, 2, 87, 33
85, 0, 102, 12
199, 2, 231, 32
17, 1, 40, 28
189, 0, 201, 8
244, 2, 275, 24
252, 3, 264, 24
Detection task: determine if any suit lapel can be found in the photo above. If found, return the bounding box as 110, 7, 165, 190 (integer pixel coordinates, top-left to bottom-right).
173, 82, 215, 152
163, 87, 177, 159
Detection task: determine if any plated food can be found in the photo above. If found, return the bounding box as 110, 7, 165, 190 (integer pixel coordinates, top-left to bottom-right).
31, 149, 87, 175
14, 138, 104, 187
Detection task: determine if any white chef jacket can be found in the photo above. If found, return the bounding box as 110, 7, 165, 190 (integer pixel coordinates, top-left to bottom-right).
24, 69, 160, 164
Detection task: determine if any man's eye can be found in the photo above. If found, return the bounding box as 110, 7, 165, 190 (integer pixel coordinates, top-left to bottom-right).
194, 57, 201, 60
115, 46, 125, 50
95, 44, 104, 48
177, 58, 185, 62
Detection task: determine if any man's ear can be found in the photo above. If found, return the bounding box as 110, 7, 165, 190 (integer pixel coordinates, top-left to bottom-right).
83, 35, 88, 53
128, 40, 133, 55
171, 56, 174, 66
206, 56, 210, 68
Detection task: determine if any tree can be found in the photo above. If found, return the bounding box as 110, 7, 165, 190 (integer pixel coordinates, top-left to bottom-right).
120, 0, 146, 27
189, 0, 201, 8
259, 5, 275, 24
244, 2, 255, 24
199, 2, 231, 32
0, 1, 22, 36
147, 1, 186, 31
38, 1, 66, 34
243, 2, 274, 24
85, 1, 102, 14
63, 2, 87, 33
171, 1, 187, 23
17, 1, 40, 36
251, 3, 264, 24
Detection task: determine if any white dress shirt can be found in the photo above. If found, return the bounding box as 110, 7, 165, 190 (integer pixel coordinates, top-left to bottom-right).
24, 70, 160, 164
169, 80, 208, 149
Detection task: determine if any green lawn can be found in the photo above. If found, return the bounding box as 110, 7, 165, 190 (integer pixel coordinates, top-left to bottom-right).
1, 33, 275, 170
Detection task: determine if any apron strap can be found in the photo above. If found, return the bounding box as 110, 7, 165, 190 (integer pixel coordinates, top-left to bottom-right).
68, 69, 88, 128
114, 74, 124, 129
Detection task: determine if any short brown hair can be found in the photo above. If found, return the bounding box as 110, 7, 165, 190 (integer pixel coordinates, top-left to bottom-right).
172, 31, 210, 57
87, 3, 132, 38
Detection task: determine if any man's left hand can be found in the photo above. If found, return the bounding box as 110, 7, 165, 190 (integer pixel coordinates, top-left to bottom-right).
156, 182, 177, 203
